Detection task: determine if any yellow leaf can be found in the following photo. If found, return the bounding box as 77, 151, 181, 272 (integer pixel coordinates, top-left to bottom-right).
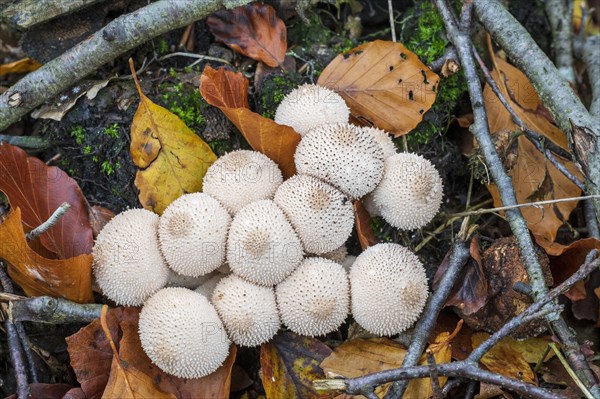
102, 356, 176, 399
0, 57, 41, 76
129, 60, 217, 214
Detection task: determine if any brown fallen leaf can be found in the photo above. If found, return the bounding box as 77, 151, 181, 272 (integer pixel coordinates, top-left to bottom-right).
207, 3, 286, 67
483, 55, 583, 250
200, 65, 300, 178
129, 60, 217, 215
4, 383, 74, 399
0, 143, 93, 258
353, 200, 379, 250
67, 307, 237, 399
88, 205, 115, 239
318, 40, 439, 137
0, 57, 41, 76
261, 331, 333, 399
102, 356, 176, 399
0, 208, 93, 303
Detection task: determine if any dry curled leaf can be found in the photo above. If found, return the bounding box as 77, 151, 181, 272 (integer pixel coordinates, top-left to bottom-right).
260, 331, 333, 399
0, 143, 93, 258
129, 60, 217, 215
353, 200, 378, 250
0, 57, 41, 76
200, 65, 300, 177
318, 40, 438, 137
207, 3, 286, 67
0, 208, 93, 303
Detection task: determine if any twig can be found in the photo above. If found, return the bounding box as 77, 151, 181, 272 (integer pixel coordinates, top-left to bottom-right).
583, 35, 600, 117
428, 47, 459, 75
0, 0, 251, 132
550, 343, 595, 399
436, 0, 600, 395
386, 224, 473, 398
157, 52, 232, 65
426, 350, 443, 399
0, 135, 49, 150
545, 0, 576, 83
15, 323, 39, 382
8, 296, 103, 324
26, 202, 70, 241
464, 380, 477, 399
450, 195, 600, 218
583, 199, 600, 238
387, 0, 396, 42
440, 378, 462, 396
0, 0, 103, 29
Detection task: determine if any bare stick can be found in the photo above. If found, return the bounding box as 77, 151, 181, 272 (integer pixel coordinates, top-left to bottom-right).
428, 47, 459, 74
549, 343, 595, 399
426, 350, 443, 399
8, 296, 103, 324
0, 0, 104, 29
583, 35, 600, 117
545, 0, 576, 83
26, 202, 70, 241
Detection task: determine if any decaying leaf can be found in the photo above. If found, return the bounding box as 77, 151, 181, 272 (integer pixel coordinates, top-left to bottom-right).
483, 55, 583, 249
200, 65, 300, 178
0, 208, 93, 303
0, 57, 41, 76
88, 205, 115, 239
4, 383, 74, 399
354, 200, 378, 250
67, 307, 237, 399
129, 60, 217, 214
318, 40, 438, 137
0, 143, 93, 258
207, 3, 286, 67
261, 331, 333, 399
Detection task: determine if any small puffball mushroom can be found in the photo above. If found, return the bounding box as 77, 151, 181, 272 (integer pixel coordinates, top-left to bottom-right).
203, 150, 283, 214
274, 84, 350, 135
158, 193, 230, 277
195, 273, 225, 299
212, 275, 280, 346
227, 200, 303, 286
294, 123, 384, 199
139, 287, 230, 378
276, 257, 350, 337
92, 209, 170, 306
350, 243, 428, 336
372, 153, 443, 229
274, 175, 354, 254
360, 127, 396, 159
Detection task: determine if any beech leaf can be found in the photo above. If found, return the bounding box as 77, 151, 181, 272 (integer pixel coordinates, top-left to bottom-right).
318, 40, 439, 137
207, 3, 286, 67
353, 200, 379, 250
129, 60, 217, 215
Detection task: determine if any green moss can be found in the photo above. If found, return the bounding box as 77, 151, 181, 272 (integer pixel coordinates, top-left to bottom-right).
208, 139, 232, 157
288, 14, 333, 50
259, 73, 304, 120
103, 123, 120, 139
83, 145, 92, 154
159, 80, 206, 130
157, 38, 169, 55
70, 126, 85, 145
101, 160, 115, 176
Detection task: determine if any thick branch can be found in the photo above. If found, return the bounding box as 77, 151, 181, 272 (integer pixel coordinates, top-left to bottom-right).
0, 0, 250, 132
545, 0, 576, 83
0, 0, 104, 30
583, 35, 600, 117
8, 296, 103, 324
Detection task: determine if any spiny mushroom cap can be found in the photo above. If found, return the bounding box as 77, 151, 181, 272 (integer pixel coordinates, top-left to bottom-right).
212, 275, 280, 347
276, 257, 350, 337
350, 243, 428, 336
360, 127, 396, 159
92, 209, 170, 306
274, 84, 350, 136
139, 287, 230, 379
227, 200, 303, 286
295, 123, 384, 199
274, 175, 354, 254
158, 193, 231, 277
195, 272, 225, 299
203, 150, 284, 214
372, 153, 443, 230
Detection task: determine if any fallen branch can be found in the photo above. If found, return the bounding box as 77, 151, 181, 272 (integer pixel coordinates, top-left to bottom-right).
583, 35, 600, 117
26, 202, 70, 241
0, 0, 251, 132
0, 135, 49, 150
7, 296, 103, 324
0, 0, 104, 29
544, 0, 576, 83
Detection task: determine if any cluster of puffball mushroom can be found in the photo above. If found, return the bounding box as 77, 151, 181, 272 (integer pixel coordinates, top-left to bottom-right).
91, 84, 444, 379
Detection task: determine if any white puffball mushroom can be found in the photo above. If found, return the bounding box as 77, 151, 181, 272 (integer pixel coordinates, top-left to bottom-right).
276, 257, 350, 337
158, 193, 231, 277
203, 150, 283, 214
274, 84, 350, 136
227, 200, 303, 286
274, 175, 354, 254
372, 153, 443, 230
294, 123, 384, 199
360, 126, 396, 159
350, 243, 428, 336
92, 209, 170, 306
139, 287, 230, 378
212, 275, 280, 347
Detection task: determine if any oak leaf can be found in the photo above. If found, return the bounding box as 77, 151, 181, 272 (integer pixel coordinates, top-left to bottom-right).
0, 208, 93, 303
0, 143, 93, 258
483, 55, 583, 249
207, 3, 286, 67
200, 65, 300, 178
317, 40, 439, 137
129, 61, 217, 215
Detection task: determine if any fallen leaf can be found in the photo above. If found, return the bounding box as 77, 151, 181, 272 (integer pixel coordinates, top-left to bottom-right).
0, 57, 41, 76
102, 356, 176, 399
4, 383, 74, 399
129, 61, 217, 214
317, 40, 438, 137
88, 205, 115, 239
483, 55, 583, 249
200, 65, 300, 177
261, 331, 333, 399
432, 311, 474, 361
353, 200, 378, 250
471, 332, 538, 385
0, 208, 93, 303
0, 143, 93, 258
433, 236, 488, 315
207, 3, 286, 67
67, 307, 237, 399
